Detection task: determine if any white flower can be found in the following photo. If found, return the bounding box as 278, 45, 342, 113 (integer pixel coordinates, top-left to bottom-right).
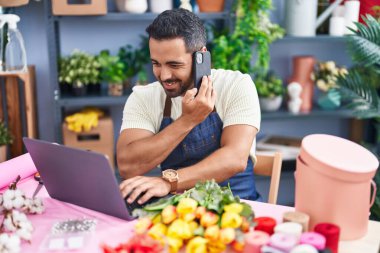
339, 68, 348, 76
0, 233, 21, 253
23, 198, 45, 214
325, 61, 336, 71
15, 228, 32, 241
2, 190, 25, 210
3, 210, 32, 234
316, 80, 329, 92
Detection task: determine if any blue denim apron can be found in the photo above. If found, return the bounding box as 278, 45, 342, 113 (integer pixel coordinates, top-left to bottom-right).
159, 96, 261, 201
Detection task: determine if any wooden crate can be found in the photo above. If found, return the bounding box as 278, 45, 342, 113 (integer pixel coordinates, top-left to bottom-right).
0, 66, 38, 158
52, 0, 107, 16
62, 116, 115, 169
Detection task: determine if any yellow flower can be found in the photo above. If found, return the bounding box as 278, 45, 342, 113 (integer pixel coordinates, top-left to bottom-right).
135, 217, 153, 234
167, 236, 183, 253
148, 223, 167, 242
200, 211, 219, 227
152, 214, 162, 224
223, 203, 243, 214
221, 212, 242, 229
177, 198, 198, 215
162, 205, 177, 224
186, 236, 208, 253
219, 228, 235, 244
207, 240, 226, 253
195, 206, 206, 219
167, 219, 193, 240
188, 221, 199, 234
204, 225, 220, 241
325, 61, 336, 71
182, 212, 196, 222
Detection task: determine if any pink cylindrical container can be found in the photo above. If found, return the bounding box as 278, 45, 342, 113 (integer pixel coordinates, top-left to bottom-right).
295, 134, 378, 240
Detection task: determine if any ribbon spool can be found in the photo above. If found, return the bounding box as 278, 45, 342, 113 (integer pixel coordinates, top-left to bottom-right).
243, 230, 270, 253
299, 232, 326, 250
254, 217, 277, 235
269, 233, 299, 252
314, 223, 340, 253
283, 211, 310, 232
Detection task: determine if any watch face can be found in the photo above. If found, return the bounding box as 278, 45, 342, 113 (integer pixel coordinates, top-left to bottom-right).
163, 169, 178, 179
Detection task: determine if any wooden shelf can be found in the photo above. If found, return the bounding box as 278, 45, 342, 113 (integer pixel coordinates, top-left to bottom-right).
275, 35, 347, 43
54, 11, 229, 21
262, 107, 353, 120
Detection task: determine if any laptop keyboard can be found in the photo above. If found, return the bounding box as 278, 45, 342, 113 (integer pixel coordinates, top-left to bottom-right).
124, 193, 161, 214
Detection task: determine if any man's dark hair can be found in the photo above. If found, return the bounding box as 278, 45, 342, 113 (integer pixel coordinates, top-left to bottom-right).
146, 8, 207, 53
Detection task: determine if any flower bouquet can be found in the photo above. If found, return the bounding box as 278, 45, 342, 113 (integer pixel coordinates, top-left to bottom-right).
102, 180, 255, 253
311, 61, 348, 110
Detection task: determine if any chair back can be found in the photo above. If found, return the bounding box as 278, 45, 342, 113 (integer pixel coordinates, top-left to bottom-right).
254, 152, 283, 204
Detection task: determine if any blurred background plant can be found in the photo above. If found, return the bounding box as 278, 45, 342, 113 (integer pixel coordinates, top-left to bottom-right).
58, 50, 100, 89
211, 0, 284, 74
98, 49, 125, 85
337, 15, 380, 221
0, 121, 13, 146
255, 70, 284, 98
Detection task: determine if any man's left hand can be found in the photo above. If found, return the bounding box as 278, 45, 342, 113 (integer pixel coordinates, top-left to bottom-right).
119, 176, 171, 204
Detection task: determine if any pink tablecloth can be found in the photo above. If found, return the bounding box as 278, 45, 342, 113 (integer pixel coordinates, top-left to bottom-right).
1, 176, 293, 252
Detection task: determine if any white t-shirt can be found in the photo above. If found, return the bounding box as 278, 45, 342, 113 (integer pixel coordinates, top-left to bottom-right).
120, 69, 261, 160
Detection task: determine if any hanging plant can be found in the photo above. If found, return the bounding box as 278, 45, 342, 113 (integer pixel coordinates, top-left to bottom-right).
212, 0, 284, 73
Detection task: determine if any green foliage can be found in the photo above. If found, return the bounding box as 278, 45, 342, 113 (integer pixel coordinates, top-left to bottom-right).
254, 70, 283, 98
97, 50, 125, 85
338, 15, 380, 221
118, 36, 150, 80
0, 121, 12, 146
58, 50, 101, 87
212, 0, 284, 73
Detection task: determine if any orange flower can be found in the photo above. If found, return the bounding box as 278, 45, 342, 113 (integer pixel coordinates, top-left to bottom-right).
135, 217, 153, 234
204, 225, 220, 241
231, 240, 245, 252
221, 212, 242, 229
177, 198, 198, 215
195, 206, 207, 219
167, 219, 193, 240
240, 217, 250, 233
219, 228, 235, 244
223, 203, 243, 214
207, 240, 226, 253
200, 211, 219, 227
186, 236, 208, 253
167, 236, 183, 253
162, 205, 177, 224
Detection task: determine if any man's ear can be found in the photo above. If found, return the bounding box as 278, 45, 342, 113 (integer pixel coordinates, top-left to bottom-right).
201, 46, 207, 52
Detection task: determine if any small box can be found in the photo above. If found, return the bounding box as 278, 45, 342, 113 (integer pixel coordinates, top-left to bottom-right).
62, 117, 114, 169
52, 0, 107, 16
257, 135, 302, 161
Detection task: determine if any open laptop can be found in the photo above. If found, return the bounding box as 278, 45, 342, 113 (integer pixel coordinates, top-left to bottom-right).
23, 137, 159, 221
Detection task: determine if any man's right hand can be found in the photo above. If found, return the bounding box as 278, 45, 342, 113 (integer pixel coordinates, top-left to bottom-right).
181, 76, 216, 125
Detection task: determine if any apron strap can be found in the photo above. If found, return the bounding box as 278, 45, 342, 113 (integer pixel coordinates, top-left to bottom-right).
164, 96, 172, 117
163, 95, 216, 117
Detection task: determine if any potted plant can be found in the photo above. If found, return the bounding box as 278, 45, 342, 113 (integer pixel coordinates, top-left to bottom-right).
254, 70, 284, 112
312, 60, 348, 110
58, 50, 101, 96
211, 0, 284, 74
0, 121, 13, 162
97, 50, 126, 96
118, 36, 150, 90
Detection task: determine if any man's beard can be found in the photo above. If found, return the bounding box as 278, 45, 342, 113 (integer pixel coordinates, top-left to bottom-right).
161, 78, 194, 98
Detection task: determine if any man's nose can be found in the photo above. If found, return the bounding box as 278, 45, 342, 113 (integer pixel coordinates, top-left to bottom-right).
160, 67, 172, 81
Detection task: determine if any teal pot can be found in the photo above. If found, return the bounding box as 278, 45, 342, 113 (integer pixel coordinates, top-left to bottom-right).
317, 89, 341, 110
